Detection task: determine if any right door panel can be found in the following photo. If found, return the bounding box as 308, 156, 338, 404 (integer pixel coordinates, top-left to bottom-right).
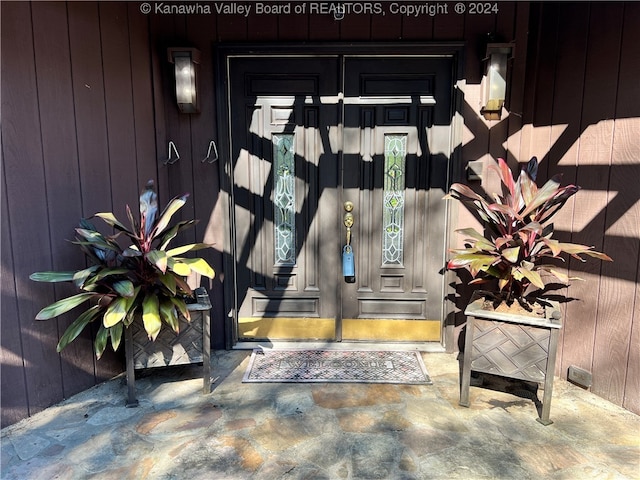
341, 57, 453, 341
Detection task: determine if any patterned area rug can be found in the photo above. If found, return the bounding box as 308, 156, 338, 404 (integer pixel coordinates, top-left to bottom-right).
242, 349, 432, 384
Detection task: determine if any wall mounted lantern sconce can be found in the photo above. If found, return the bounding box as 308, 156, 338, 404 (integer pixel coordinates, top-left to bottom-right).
167, 47, 201, 113
481, 43, 514, 121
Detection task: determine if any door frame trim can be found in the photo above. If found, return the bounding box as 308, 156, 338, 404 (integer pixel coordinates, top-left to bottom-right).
215, 42, 465, 350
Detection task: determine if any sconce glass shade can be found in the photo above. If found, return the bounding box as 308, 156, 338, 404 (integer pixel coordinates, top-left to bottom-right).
481, 43, 513, 121
168, 48, 200, 114
486, 53, 507, 110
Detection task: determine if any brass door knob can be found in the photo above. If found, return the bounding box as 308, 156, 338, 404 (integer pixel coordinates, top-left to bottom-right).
344, 212, 354, 229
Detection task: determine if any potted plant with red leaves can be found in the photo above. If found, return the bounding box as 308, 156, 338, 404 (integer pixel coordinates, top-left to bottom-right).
446, 156, 611, 309
445, 156, 612, 424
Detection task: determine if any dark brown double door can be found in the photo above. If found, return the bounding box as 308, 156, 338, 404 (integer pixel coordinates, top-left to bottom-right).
228, 55, 452, 343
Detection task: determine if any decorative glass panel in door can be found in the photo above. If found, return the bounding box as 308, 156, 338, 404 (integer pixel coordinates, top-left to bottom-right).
228, 57, 341, 341
273, 134, 296, 266
340, 56, 452, 342
227, 55, 452, 344
382, 134, 407, 266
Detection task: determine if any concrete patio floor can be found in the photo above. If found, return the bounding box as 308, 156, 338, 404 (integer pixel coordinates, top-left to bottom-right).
2, 349, 639, 479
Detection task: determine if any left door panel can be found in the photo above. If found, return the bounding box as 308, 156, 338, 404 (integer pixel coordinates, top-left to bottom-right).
228, 57, 341, 341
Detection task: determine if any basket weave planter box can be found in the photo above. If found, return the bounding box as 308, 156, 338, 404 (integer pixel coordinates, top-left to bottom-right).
124, 287, 212, 406
459, 291, 562, 425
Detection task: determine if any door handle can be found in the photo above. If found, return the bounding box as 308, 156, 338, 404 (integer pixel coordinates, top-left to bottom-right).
343, 201, 354, 246
343, 202, 355, 283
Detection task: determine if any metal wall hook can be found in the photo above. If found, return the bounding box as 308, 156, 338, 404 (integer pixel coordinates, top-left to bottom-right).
164, 141, 180, 165
202, 140, 218, 163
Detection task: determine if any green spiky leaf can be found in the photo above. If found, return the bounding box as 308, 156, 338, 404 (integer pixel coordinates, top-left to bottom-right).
35, 293, 96, 320
29, 271, 76, 283
170, 296, 191, 322
95, 325, 109, 359
146, 250, 168, 273
103, 296, 129, 328
93, 212, 129, 233
502, 247, 520, 264
166, 242, 211, 257
142, 293, 161, 341
167, 257, 191, 277
153, 194, 188, 237
112, 279, 135, 297
176, 258, 215, 279
109, 322, 123, 352
56, 306, 101, 352
158, 220, 197, 250
159, 299, 179, 333
73, 266, 100, 288
158, 273, 177, 296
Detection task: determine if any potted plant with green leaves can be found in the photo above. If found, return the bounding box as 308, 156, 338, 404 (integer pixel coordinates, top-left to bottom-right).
446, 156, 612, 424
30, 180, 215, 402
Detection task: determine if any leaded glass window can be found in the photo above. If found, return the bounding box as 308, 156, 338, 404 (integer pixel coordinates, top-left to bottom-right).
273, 134, 296, 265
382, 134, 406, 265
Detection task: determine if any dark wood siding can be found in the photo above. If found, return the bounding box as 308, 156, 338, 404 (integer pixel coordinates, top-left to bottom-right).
1, 1, 156, 425
2, 1, 65, 424
1, 1, 638, 427
518, 2, 640, 414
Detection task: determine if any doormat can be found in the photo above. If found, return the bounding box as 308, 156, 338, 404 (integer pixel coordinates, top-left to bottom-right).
242, 349, 432, 384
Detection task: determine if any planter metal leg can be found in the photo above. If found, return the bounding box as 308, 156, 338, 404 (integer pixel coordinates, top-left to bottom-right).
536, 327, 560, 425
202, 309, 211, 394
125, 326, 139, 408
459, 317, 475, 408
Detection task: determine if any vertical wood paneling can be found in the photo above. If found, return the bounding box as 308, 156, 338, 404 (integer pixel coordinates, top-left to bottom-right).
488, 1, 517, 163
596, 115, 640, 404
371, 10, 401, 40
308, 13, 340, 40
93, 2, 145, 377
187, 14, 226, 348
32, 2, 96, 395
517, 2, 541, 161
99, 2, 140, 220
592, 1, 640, 406
614, 2, 640, 120
520, 2, 557, 368
67, 2, 123, 378
247, 13, 277, 40
278, 11, 309, 41
495, 1, 516, 41
504, 2, 531, 164
627, 253, 640, 413
548, 4, 590, 377
432, 10, 464, 40
0, 160, 29, 428
400, 13, 433, 40
148, 13, 175, 205
68, 2, 113, 217
618, 2, 640, 413
569, 3, 623, 401
128, 3, 158, 188
216, 13, 247, 41
339, 13, 371, 40
529, 3, 558, 179
564, 3, 607, 377
1, 2, 65, 415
